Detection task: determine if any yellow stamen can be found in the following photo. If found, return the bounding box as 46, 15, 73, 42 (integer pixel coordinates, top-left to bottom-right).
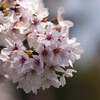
21, 50, 33, 57
26, 50, 33, 54
15, 22, 21, 28
3, 11, 8, 16
45, 25, 48, 29
2, 3, 9, 9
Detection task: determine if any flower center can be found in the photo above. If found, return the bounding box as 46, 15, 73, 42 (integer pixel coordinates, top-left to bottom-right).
42, 50, 48, 56
21, 56, 26, 64
13, 45, 18, 50
53, 48, 60, 54
33, 18, 39, 25
46, 35, 52, 40
34, 60, 40, 66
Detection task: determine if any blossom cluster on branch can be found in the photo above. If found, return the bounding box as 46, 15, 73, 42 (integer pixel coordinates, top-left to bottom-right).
0, 0, 83, 94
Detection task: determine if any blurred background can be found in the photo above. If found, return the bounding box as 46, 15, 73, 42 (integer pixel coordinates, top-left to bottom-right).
0, 0, 100, 100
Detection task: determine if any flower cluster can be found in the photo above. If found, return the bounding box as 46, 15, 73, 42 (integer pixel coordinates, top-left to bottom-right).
0, 0, 83, 94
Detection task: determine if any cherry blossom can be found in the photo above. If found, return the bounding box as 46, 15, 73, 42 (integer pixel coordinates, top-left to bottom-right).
0, 0, 84, 94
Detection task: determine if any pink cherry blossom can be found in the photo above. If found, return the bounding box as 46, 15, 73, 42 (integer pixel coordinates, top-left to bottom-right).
0, 0, 84, 94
